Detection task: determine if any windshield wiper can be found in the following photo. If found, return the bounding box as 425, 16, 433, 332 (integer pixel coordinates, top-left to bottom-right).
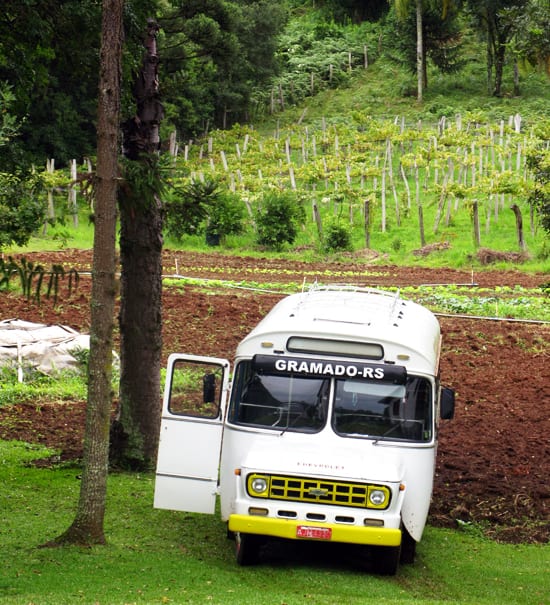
279, 402, 310, 436
372, 423, 401, 445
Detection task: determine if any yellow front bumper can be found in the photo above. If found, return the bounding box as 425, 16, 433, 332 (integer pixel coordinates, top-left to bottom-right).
228, 514, 401, 547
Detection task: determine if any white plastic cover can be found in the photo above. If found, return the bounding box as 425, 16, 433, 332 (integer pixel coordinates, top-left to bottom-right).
0, 318, 90, 376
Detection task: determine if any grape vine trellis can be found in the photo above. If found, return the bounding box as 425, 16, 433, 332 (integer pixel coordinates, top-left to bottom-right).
41, 113, 549, 256
176, 113, 548, 253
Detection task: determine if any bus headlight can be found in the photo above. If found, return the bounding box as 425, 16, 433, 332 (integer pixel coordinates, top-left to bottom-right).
367, 486, 390, 509
247, 474, 269, 497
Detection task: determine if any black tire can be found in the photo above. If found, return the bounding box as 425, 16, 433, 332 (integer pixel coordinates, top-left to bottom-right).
235, 532, 262, 566
400, 527, 417, 564
371, 545, 400, 575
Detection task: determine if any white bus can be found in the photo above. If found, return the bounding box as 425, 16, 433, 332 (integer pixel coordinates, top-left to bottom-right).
154, 285, 455, 574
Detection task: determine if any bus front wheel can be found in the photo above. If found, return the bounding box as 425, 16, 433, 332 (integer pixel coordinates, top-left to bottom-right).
371, 545, 400, 575
235, 532, 262, 566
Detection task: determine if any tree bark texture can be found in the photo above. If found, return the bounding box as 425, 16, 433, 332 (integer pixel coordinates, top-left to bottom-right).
55, 0, 123, 545
117, 196, 163, 468
115, 19, 164, 470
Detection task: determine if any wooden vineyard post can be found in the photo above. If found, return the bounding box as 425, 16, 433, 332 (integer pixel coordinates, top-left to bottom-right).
289, 165, 296, 190
364, 198, 370, 249
69, 159, 78, 227
43, 158, 56, 234
386, 139, 400, 226
471, 142, 476, 187
472, 200, 481, 248
313, 203, 323, 244
418, 204, 426, 248
400, 162, 411, 209
415, 160, 426, 248
169, 131, 177, 157
433, 160, 453, 233
510, 204, 526, 252
381, 159, 387, 232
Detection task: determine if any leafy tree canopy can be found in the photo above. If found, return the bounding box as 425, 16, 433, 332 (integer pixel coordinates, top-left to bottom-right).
0, 0, 159, 167
385, 2, 464, 84
159, 0, 287, 136
0, 1, 103, 166
293, 0, 389, 23
506, 0, 550, 71
0, 0, 549, 166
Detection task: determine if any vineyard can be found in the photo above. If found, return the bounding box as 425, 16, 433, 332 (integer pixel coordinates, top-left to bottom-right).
37, 110, 550, 271
188, 115, 547, 254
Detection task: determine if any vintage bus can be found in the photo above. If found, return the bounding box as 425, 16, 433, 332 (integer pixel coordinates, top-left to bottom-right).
154, 285, 454, 574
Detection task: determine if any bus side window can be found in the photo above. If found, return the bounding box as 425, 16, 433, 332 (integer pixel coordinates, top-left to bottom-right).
168, 360, 222, 419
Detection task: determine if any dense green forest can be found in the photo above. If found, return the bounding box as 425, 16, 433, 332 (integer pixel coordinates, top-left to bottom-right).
1, 0, 549, 166
1, 0, 550, 254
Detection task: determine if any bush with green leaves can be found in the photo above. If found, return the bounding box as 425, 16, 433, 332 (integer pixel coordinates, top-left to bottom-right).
526, 147, 550, 235
205, 191, 246, 241
255, 191, 305, 250
0, 172, 46, 249
323, 220, 353, 252
164, 179, 214, 240
164, 178, 246, 243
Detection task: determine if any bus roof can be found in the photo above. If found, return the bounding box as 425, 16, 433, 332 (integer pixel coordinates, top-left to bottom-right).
236, 285, 441, 374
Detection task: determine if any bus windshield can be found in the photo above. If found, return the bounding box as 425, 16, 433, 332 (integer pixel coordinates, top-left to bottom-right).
229, 360, 329, 432
229, 360, 433, 442
333, 376, 432, 442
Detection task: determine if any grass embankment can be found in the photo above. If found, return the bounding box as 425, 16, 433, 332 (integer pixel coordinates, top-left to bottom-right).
0, 441, 548, 605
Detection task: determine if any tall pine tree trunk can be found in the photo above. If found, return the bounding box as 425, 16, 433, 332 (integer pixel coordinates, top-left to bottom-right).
52, 0, 123, 545
113, 19, 164, 470
493, 34, 507, 97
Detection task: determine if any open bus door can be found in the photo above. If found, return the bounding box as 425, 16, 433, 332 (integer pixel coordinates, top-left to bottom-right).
154, 354, 230, 514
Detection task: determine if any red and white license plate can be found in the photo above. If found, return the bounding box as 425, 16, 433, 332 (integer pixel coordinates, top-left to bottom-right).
296, 525, 332, 540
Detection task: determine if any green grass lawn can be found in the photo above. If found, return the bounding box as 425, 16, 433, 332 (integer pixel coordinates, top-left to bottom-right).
1, 441, 547, 605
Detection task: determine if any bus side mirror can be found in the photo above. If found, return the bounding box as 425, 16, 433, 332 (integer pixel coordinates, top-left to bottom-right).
440, 387, 455, 420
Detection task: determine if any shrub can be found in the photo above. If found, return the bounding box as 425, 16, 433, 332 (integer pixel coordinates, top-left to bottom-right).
164, 178, 213, 240
255, 191, 305, 250
323, 221, 353, 252
0, 172, 46, 248
205, 191, 247, 243
164, 178, 246, 244
526, 148, 550, 235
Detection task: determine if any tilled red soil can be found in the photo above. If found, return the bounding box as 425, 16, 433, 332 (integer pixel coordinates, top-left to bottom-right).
0, 249, 548, 543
